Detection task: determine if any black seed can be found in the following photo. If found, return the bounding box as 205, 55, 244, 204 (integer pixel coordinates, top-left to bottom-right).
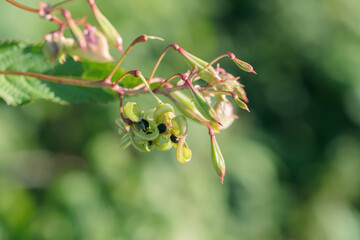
157, 123, 167, 133
170, 134, 179, 143
146, 132, 153, 135
138, 119, 149, 132
148, 141, 153, 145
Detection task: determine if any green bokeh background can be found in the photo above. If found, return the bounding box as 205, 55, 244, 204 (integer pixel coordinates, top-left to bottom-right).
1, 0, 360, 239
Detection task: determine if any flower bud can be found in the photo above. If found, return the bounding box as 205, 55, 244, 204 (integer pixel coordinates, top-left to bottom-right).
88, 0, 123, 52
210, 134, 226, 184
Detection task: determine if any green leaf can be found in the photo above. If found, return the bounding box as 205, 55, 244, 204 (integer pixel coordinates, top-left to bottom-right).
0, 41, 139, 106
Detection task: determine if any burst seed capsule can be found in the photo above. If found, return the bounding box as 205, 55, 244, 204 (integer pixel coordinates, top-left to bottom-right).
147, 132, 153, 146
138, 119, 149, 132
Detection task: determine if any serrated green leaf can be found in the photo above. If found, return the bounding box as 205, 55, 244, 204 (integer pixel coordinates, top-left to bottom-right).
0, 41, 138, 106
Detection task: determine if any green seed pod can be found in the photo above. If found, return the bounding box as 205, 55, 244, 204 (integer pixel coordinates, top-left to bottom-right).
154, 134, 173, 151
232, 57, 256, 74
171, 115, 188, 137
129, 128, 151, 152
119, 133, 131, 149
234, 86, 248, 103
210, 135, 226, 184
169, 91, 209, 123
153, 103, 175, 125
88, 0, 123, 52
174, 136, 192, 164
132, 120, 159, 141
177, 48, 221, 84
234, 97, 250, 112
186, 80, 221, 125
123, 102, 142, 122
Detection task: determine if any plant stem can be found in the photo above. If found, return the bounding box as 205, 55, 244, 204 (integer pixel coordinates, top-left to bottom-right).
152, 73, 183, 92
135, 71, 163, 105
200, 89, 237, 98
53, 0, 77, 9
105, 35, 151, 83
0, 70, 229, 101
148, 44, 179, 84
114, 71, 134, 85
0, 70, 109, 88
119, 94, 132, 124
6, 0, 38, 13
197, 52, 234, 77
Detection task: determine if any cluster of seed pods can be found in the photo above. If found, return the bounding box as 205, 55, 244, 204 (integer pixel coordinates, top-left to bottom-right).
6, 0, 256, 183
116, 102, 191, 164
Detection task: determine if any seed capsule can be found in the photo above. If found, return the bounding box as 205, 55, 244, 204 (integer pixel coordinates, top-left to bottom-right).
88, 0, 123, 52
157, 123, 167, 133
174, 136, 192, 164
154, 134, 173, 151
153, 103, 175, 125
123, 102, 142, 122
210, 135, 226, 184
170, 134, 179, 143
138, 119, 149, 132
171, 115, 188, 137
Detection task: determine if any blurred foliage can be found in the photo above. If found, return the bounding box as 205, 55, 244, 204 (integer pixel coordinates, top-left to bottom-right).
0, 0, 360, 239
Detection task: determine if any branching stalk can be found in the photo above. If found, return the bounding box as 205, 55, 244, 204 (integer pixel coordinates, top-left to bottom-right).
197, 52, 234, 77
148, 44, 179, 84
106, 35, 159, 83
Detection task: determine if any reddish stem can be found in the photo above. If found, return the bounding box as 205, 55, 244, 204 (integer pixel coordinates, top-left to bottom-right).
6, 0, 38, 13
